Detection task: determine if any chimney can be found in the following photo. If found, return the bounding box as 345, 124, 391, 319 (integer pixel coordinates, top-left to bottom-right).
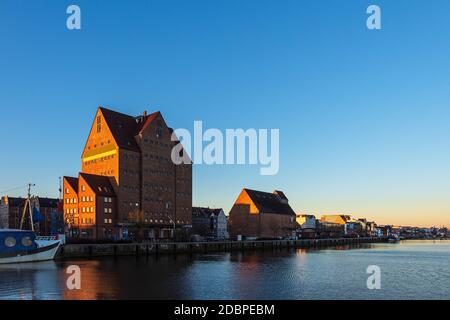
143, 110, 148, 117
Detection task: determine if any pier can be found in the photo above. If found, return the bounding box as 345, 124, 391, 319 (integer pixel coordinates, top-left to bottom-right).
57, 237, 387, 259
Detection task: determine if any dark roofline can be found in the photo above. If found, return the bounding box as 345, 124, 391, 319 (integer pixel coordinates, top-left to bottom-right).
243, 188, 296, 216
79, 173, 117, 197
64, 176, 79, 192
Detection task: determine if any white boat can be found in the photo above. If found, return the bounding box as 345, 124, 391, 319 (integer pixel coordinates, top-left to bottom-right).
0, 230, 61, 264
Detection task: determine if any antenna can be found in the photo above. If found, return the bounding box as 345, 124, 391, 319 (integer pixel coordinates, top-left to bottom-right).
27, 182, 35, 199
20, 182, 36, 231
59, 177, 62, 200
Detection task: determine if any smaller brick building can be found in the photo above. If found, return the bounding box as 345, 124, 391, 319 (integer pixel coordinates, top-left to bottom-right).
63, 173, 117, 240
228, 189, 296, 239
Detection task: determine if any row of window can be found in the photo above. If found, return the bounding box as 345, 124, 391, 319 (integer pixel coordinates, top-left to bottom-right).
81, 196, 94, 202
123, 202, 140, 208
142, 138, 170, 148
68, 207, 113, 214
4, 236, 33, 248
81, 218, 94, 224
87, 137, 113, 150
122, 185, 139, 192
123, 168, 139, 176
122, 167, 176, 178
84, 154, 115, 166
144, 184, 172, 192
123, 153, 139, 161
176, 192, 190, 198
97, 170, 114, 176
66, 198, 77, 204
104, 218, 113, 224
139, 218, 188, 224
143, 169, 174, 177
143, 154, 172, 162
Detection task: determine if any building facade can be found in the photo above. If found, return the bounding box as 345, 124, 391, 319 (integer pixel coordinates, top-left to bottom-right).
296, 214, 317, 238
63, 107, 192, 240
192, 207, 229, 240
0, 196, 63, 235
228, 189, 296, 239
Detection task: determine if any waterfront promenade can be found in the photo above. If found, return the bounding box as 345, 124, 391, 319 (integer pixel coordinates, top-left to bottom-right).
58, 237, 386, 259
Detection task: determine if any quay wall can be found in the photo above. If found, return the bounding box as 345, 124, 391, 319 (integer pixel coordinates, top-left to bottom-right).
57, 237, 387, 259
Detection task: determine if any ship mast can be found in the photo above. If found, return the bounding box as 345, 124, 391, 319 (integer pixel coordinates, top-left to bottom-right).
19, 183, 35, 231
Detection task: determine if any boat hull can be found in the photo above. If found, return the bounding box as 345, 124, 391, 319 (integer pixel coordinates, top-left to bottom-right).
0, 242, 61, 264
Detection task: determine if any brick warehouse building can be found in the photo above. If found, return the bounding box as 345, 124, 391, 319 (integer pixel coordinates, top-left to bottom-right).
63, 107, 192, 240
228, 189, 297, 239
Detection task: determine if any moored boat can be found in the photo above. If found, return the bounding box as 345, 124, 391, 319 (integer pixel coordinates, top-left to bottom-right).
388, 234, 400, 243
0, 229, 61, 264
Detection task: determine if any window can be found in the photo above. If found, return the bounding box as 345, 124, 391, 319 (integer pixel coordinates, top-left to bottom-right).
97, 116, 102, 133
5, 237, 16, 247
66, 188, 70, 194
104, 208, 108, 213
22, 236, 33, 247
81, 185, 86, 192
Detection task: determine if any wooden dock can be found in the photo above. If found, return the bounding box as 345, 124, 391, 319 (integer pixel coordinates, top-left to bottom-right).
57, 237, 387, 259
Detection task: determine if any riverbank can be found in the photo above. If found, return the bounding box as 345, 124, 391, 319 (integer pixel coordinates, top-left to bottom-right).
57, 237, 387, 259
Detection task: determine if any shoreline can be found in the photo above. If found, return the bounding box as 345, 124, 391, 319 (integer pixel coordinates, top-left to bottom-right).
57, 237, 387, 259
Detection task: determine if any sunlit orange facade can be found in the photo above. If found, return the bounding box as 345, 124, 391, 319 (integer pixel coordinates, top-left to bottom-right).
228, 189, 296, 239
63, 107, 192, 240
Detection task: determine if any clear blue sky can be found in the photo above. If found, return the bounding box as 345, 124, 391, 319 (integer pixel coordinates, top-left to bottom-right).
1, 0, 449, 227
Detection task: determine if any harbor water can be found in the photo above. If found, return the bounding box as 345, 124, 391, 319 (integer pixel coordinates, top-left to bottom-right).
0, 240, 449, 300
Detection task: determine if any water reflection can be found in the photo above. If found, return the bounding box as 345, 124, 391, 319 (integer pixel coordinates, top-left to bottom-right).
0, 261, 62, 300
0, 241, 449, 300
